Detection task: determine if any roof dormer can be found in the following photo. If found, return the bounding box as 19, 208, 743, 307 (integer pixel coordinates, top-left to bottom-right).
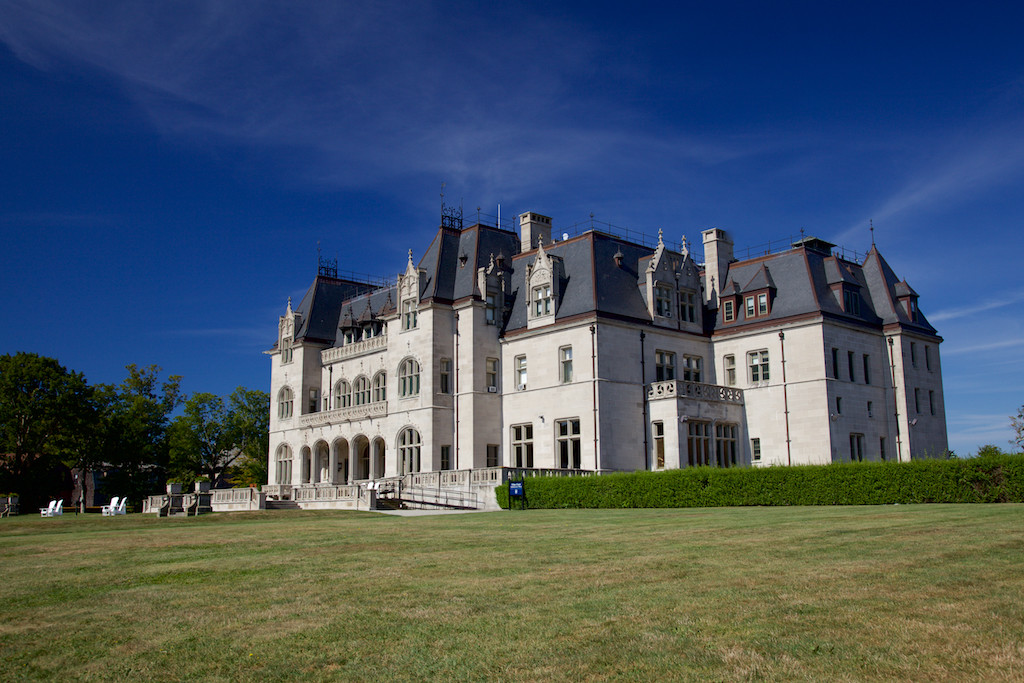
525, 239, 563, 329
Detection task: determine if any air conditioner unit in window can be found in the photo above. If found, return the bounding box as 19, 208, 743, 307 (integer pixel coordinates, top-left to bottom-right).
517, 384, 527, 391
487, 386, 498, 393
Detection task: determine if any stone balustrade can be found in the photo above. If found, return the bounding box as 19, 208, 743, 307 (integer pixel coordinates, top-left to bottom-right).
647, 380, 744, 405
321, 335, 386, 364
299, 400, 387, 427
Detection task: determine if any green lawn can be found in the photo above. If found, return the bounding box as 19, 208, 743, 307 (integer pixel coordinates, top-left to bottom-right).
2, 505, 1023, 681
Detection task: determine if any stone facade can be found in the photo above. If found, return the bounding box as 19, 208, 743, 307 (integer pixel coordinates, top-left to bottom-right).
267, 211, 947, 505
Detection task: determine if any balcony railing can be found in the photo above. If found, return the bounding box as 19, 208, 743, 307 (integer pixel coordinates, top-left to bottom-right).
321, 335, 387, 364
299, 400, 387, 427
647, 380, 744, 405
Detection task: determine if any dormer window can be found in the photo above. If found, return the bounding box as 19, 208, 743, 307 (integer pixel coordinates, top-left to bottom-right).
723, 299, 735, 322
280, 338, 293, 364
654, 285, 673, 318
757, 293, 768, 316
745, 296, 756, 317
679, 290, 697, 323
485, 291, 498, 325
402, 300, 418, 330
843, 289, 861, 315
533, 285, 552, 317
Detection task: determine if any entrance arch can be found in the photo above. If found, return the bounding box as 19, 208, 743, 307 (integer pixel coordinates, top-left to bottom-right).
313, 441, 330, 483
371, 437, 386, 479
299, 445, 312, 484
352, 435, 370, 481
333, 437, 350, 484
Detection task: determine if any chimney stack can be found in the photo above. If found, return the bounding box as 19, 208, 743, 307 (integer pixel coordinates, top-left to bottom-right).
702, 228, 734, 308
519, 212, 552, 252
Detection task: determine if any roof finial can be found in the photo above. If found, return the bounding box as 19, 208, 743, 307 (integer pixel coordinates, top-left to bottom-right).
658, 228, 664, 247
681, 235, 689, 257
870, 219, 875, 246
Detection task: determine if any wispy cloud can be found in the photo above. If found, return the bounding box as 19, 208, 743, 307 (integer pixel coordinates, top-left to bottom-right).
835, 116, 1024, 245
929, 290, 1024, 322
944, 338, 1024, 355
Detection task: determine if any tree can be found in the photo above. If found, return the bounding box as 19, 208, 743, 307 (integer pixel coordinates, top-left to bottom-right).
1012, 405, 1024, 453
0, 353, 95, 507
169, 387, 269, 488
225, 387, 270, 487
95, 364, 183, 505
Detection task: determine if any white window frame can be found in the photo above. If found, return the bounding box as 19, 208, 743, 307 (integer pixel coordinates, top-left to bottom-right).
559, 346, 573, 384
511, 424, 534, 467
723, 355, 736, 387
399, 358, 420, 397
654, 284, 673, 318
402, 299, 418, 330
556, 418, 582, 469
515, 355, 527, 389
655, 350, 676, 382
748, 350, 769, 383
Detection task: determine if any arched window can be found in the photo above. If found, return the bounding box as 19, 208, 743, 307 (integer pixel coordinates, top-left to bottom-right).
373, 372, 387, 402
398, 428, 421, 474
278, 387, 294, 419
354, 376, 371, 405
399, 358, 420, 397
275, 444, 293, 484
334, 380, 351, 408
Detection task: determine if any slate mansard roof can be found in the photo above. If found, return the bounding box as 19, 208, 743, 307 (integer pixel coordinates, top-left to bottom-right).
276, 218, 938, 348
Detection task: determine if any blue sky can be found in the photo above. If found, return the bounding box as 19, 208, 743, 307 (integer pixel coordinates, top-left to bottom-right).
1, 1, 1022, 454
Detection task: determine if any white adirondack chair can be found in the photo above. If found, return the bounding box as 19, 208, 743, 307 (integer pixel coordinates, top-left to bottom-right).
52, 499, 63, 516
39, 500, 56, 517
114, 498, 127, 515
101, 496, 120, 516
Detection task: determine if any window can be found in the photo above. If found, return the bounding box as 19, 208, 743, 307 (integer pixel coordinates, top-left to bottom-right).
560, 347, 573, 384
353, 376, 370, 405
655, 285, 672, 317
757, 292, 768, 315
655, 350, 676, 381
745, 296, 755, 318
440, 445, 452, 471
831, 348, 840, 379
910, 342, 917, 368
343, 329, 357, 345
867, 401, 873, 418
929, 390, 935, 415
533, 285, 552, 316
439, 358, 452, 394
716, 423, 738, 468
682, 355, 702, 383
362, 323, 376, 339
485, 291, 497, 325
398, 428, 421, 474
515, 355, 527, 389
486, 444, 500, 468
486, 358, 499, 391
399, 358, 420, 397
556, 418, 581, 469
679, 290, 697, 323
848, 351, 855, 382
280, 338, 293, 364
863, 355, 871, 385
653, 421, 665, 469
914, 388, 921, 413
511, 424, 534, 468
850, 433, 865, 462
723, 299, 735, 322
275, 444, 293, 484
334, 380, 351, 408
880, 437, 887, 462
748, 350, 769, 382
751, 437, 761, 462
844, 289, 861, 315
836, 396, 843, 415
308, 389, 319, 414
402, 300, 417, 330
925, 345, 932, 371
687, 421, 711, 467
372, 372, 386, 402
723, 355, 736, 386
277, 386, 293, 418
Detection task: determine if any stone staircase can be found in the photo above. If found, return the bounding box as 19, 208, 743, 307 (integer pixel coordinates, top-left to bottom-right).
265, 499, 301, 511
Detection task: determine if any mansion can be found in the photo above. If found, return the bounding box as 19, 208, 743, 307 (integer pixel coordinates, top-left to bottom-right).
266, 210, 947, 509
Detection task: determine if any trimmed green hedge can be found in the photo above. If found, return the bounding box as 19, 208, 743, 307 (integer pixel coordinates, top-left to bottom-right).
496, 455, 1024, 509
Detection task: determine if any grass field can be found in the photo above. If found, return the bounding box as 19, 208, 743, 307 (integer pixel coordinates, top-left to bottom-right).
2, 505, 1023, 682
